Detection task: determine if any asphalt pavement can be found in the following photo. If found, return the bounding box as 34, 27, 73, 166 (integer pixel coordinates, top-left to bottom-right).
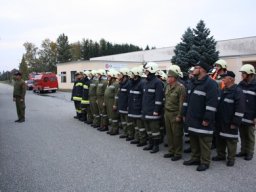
0, 83, 255, 192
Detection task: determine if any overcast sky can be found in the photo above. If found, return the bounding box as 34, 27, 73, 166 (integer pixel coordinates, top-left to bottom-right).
0, 0, 255, 71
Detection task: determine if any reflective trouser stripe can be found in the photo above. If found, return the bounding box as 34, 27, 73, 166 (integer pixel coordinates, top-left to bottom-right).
152, 132, 160, 136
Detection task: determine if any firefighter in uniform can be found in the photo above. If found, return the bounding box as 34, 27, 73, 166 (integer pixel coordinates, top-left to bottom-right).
142, 62, 164, 153
89, 70, 100, 128
13, 71, 26, 123
115, 68, 131, 139
71, 72, 84, 120
210, 59, 228, 149
156, 70, 167, 144
96, 69, 108, 131
212, 71, 245, 166
211, 59, 228, 89
183, 60, 218, 171
104, 69, 120, 135
84, 70, 93, 124
237, 64, 256, 160
128, 67, 147, 146
80, 71, 91, 123
163, 66, 186, 161
183, 66, 195, 153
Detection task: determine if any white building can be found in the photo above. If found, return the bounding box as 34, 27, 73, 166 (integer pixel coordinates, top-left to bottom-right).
57, 36, 256, 90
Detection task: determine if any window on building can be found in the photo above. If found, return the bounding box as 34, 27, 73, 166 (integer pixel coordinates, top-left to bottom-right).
71, 71, 77, 83
61, 72, 66, 83
242, 61, 256, 69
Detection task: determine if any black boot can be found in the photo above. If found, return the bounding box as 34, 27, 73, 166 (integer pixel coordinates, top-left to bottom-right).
150, 139, 159, 153
100, 126, 108, 132
143, 138, 153, 151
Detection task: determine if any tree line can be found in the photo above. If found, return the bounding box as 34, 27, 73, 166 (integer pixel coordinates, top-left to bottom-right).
1, 20, 219, 81
13, 37, 145, 80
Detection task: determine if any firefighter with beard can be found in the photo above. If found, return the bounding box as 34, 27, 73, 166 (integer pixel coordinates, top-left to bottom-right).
183, 60, 218, 171
142, 62, 164, 153
128, 66, 147, 146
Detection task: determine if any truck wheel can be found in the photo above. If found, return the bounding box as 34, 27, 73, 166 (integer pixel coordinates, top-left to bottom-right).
52, 90, 56, 93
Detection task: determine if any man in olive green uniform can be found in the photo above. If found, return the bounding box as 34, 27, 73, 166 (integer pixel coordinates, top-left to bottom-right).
13, 71, 26, 123
164, 67, 186, 161
89, 70, 100, 128
105, 69, 120, 135
96, 69, 108, 131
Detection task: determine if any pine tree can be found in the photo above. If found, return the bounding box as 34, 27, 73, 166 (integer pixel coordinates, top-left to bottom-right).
171, 27, 195, 71
81, 39, 90, 60
171, 20, 219, 72
192, 20, 219, 66
56, 33, 72, 63
145, 45, 150, 50
19, 55, 29, 80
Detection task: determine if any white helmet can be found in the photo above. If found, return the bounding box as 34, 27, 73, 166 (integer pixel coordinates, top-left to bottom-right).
107, 69, 120, 78
215, 59, 227, 69
97, 69, 107, 76
119, 68, 130, 76
143, 62, 159, 73
161, 71, 167, 81
131, 67, 143, 77
239, 64, 255, 74
168, 65, 182, 77
84, 70, 90, 76
91, 70, 97, 75
155, 70, 167, 80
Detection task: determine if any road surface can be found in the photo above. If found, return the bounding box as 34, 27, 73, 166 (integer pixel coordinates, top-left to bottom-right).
0, 83, 255, 192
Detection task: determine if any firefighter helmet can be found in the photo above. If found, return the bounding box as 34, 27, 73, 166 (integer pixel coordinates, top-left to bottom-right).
215, 59, 227, 69
97, 69, 107, 76
239, 64, 256, 74
143, 62, 159, 73
168, 65, 182, 77
119, 68, 130, 76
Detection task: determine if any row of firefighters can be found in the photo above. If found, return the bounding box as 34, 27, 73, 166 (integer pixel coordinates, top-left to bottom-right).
71, 60, 256, 171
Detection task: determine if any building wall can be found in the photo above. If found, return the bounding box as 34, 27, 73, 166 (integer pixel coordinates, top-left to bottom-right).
57, 61, 141, 89
57, 37, 256, 89
223, 55, 256, 82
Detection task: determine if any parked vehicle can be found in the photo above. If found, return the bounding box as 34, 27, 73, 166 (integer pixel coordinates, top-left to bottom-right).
25, 79, 34, 90
33, 73, 58, 93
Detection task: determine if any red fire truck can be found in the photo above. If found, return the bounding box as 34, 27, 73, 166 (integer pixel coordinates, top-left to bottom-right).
33, 72, 58, 93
